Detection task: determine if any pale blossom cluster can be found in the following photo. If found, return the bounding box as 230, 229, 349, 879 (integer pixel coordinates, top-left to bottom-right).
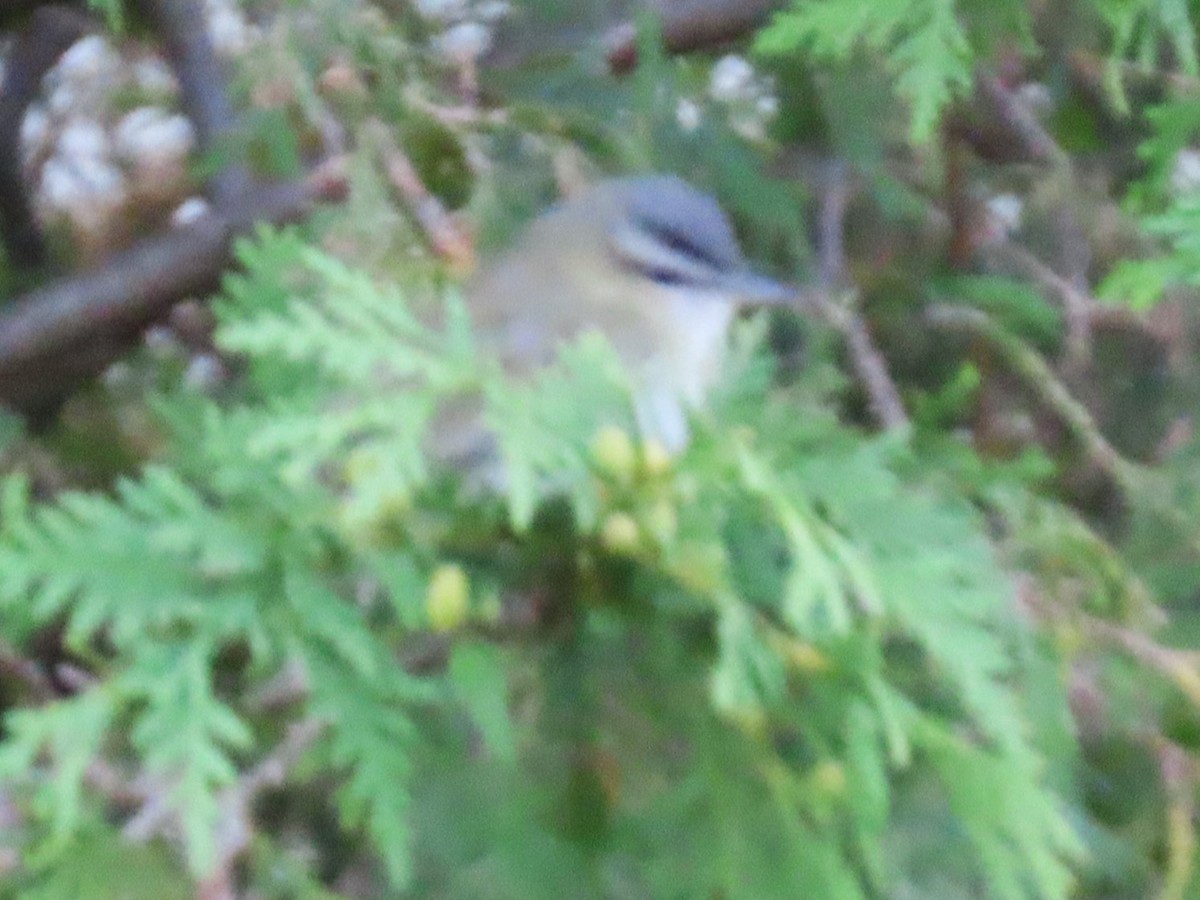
675, 54, 779, 143
16, 35, 194, 257
11, 0, 258, 260
204, 0, 261, 57
984, 192, 1024, 240
1170, 148, 1200, 195
415, 0, 512, 66
708, 54, 779, 142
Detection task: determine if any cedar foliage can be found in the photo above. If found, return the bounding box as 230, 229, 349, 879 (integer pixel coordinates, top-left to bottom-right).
0, 0, 1199, 897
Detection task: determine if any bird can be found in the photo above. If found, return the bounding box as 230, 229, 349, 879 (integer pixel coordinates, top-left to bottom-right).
434, 174, 794, 470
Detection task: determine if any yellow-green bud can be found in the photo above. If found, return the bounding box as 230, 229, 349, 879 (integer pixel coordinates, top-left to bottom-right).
645, 499, 678, 543
811, 760, 847, 797
342, 447, 380, 485
426, 563, 470, 632
641, 438, 672, 478
784, 640, 831, 673
592, 425, 637, 482
601, 512, 640, 555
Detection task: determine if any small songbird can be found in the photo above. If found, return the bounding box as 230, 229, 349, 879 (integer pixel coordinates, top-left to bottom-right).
435, 174, 794, 467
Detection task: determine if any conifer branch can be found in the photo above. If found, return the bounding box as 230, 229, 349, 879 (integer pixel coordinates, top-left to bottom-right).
605, 0, 782, 73
198, 719, 326, 900
814, 161, 909, 432
366, 120, 476, 276
926, 303, 1134, 488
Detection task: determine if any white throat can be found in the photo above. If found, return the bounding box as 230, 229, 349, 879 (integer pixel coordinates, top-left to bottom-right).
632, 290, 736, 452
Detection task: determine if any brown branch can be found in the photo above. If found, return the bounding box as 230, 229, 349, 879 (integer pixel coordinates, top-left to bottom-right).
924, 303, 1200, 557
131, 0, 251, 209
1, 0, 246, 268
196, 719, 326, 900
978, 239, 1097, 345
943, 120, 976, 270
926, 303, 1133, 488
972, 74, 1068, 167
0, 5, 96, 268
813, 161, 909, 432
835, 302, 910, 432
923, 183, 1172, 363
0, 161, 348, 416
0, 639, 56, 702
1069, 49, 1200, 100
948, 72, 1097, 374
605, 0, 782, 74
366, 120, 475, 276
0, 0, 350, 416
1081, 615, 1200, 711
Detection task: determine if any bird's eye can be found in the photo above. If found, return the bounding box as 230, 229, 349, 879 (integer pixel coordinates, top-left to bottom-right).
644, 267, 688, 286
640, 220, 726, 270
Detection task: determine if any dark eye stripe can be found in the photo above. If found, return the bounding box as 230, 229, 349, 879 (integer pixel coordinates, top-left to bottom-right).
638, 219, 726, 271
641, 265, 688, 286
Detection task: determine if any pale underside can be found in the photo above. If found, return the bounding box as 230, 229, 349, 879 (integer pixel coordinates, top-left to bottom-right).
428, 185, 738, 474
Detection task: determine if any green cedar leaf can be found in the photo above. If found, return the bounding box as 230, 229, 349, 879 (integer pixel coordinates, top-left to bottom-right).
124, 642, 253, 875
449, 641, 517, 762
757, 0, 973, 142
305, 646, 421, 889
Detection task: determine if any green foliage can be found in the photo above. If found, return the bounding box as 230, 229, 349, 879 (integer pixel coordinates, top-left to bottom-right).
85, 0, 126, 32
933, 275, 1063, 343
306, 646, 421, 888
1101, 192, 1200, 308
15, 826, 189, 900
5, 1, 1200, 894
1096, 16, 1200, 309
1095, 0, 1200, 113
0, 690, 115, 855
0, 230, 1086, 896
757, 0, 978, 143
125, 640, 252, 873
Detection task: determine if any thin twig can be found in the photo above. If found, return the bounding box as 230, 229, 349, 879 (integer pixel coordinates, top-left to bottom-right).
122, 716, 325, 898
121, 778, 177, 843
403, 89, 508, 128
1069, 49, 1200, 99
1082, 616, 1200, 711
817, 160, 850, 291
245, 658, 309, 712
926, 303, 1133, 488
973, 74, 1069, 167
814, 162, 910, 432
196, 719, 326, 900
1050, 204, 1095, 375
0, 640, 55, 702
929, 303, 1200, 555
87, 757, 154, 808
366, 119, 475, 275
980, 239, 1097, 338
1159, 740, 1198, 900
